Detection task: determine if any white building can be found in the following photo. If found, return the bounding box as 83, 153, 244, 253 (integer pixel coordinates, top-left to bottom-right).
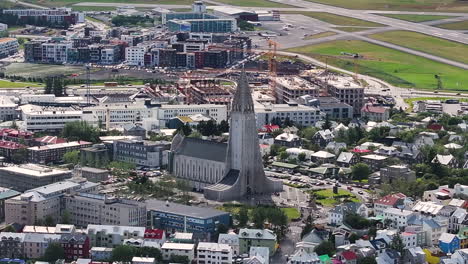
156, 104, 227, 124
125, 45, 149, 66
0, 23, 7, 31
87, 225, 146, 248
454, 183, 468, 198
254, 102, 324, 128
161, 242, 195, 262
383, 208, 416, 230
82, 101, 152, 128
218, 233, 239, 256
328, 202, 368, 226
20, 104, 82, 131
132, 257, 155, 264
41, 41, 72, 63
0, 38, 19, 58
197, 242, 232, 264
285, 148, 314, 160
0, 96, 18, 121
273, 76, 319, 103
64, 193, 147, 227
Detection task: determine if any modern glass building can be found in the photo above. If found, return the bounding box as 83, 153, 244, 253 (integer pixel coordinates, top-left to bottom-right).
164, 12, 237, 33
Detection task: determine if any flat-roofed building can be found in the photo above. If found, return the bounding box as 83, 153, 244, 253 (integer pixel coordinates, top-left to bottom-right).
0, 164, 72, 192
114, 140, 171, 168
161, 242, 195, 262
19, 104, 83, 131
0, 38, 19, 59
254, 102, 324, 128
79, 167, 109, 183
64, 193, 146, 227
28, 141, 92, 164
197, 242, 232, 264
323, 77, 364, 115
273, 76, 319, 103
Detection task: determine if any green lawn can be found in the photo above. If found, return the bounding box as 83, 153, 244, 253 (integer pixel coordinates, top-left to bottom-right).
369, 30, 468, 64
437, 20, 468, 30
72, 6, 116, 11
310, 188, 359, 207
304, 31, 337, 40
286, 40, 468, 91
282, 11, 384, 27
214, 0, 296, 7
334, 26, 374, 32
379, 14, 453, 22
303, 0, 468, 12
281, 208, 301, 220
0, 80, 43, 88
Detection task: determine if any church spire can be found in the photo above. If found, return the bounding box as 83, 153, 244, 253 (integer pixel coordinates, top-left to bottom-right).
231, 70, 254, 113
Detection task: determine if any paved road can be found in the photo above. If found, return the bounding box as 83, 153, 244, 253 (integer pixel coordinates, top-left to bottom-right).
6, 0, 47, 9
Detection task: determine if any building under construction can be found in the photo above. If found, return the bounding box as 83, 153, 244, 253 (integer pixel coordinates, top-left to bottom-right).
180, 79, 233, 108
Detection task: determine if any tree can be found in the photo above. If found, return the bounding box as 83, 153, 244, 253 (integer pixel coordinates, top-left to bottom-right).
322, 114, 332, 130
135, 247, 162, 262
44, 215, 55, 227
252, 208, 266, 229
351, 163, 371, 182
344, 213, 370, 229
348, 233, 360, 243
188, 131, 202, 138
218, 120, 229, 133
53, 77, 64, 96
237, 206, 249, 227
61, 210, 71, 224
298, 152, 306, 162
169, 255, 190, 264
112, 245, 136, 262
177, 124, 192, 136
299, 127, 318, 141
314, 241, 335, 257
44, 77, 53, 94
42, 243, 65, 262
301, 214, 314, 238
11, 148, 28, 164
63, 150, 80, 165
358, 256, 377, 264
279, 151, 289, 161
390, 232, 405, 260
62, 121, 100, 143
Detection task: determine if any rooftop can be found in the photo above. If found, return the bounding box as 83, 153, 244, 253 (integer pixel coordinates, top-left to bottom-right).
0, 164, 71, 177
146, 199, 229, 219
161, 242, 195, 250
28, 141, 91, 151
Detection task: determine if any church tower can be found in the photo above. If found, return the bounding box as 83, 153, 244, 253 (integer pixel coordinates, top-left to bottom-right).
204, 71, 282, 201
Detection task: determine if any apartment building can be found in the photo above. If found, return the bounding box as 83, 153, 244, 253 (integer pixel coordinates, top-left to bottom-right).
86, 225, 145, 247
20, 104, 82, 131
383, 208, 417, 230
28, 141, 92, 164
274, 76, 319, 103
126, 45, 150, 66
197, 242, 232, 264
161, 243, 195, 262
297, 96, 353, 119
325, 78, 364, 115
238, 229, 277, 256
0, 164, 72, 192
64, 193, 146, 227
3, 8, 84, 24
156, 104, 227, 123
0, 23, 7, 31
0, 96, 18, 122
5, 179, 98, 225
42, 41, 73, 63
0, 38, 19, 59
254, 102, 324, 128
23, 233, 61, 259
81, 102, 153, 127
113, 140, 171, 168
0, 233, 25, 259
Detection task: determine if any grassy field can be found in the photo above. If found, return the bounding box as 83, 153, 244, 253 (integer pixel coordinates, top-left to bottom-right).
72, 6, 116, 11
281, 208, 301, 220
310, 189, 359, 207
25, 0, 194, 7
5, 63, 86, 78
286, 40, 468, 91
0, 80, 43, 88
282, 11, 384, 27
379, 14, 453, 22
214, 0, 296, 7
303, 0, 468, 12
437, 20, 468, 30
334, 26, 374, 32
304, 31, 337, 40
369, 30, 468, 64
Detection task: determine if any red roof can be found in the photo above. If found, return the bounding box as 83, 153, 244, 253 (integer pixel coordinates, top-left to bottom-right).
144, 229, 165, 240
351, 148, 371, 153
375, 193, 406, 206
427, 124, 444, 131
0, 140, 26, 150
361, 104, 387, 114
0, 128, 33, 138
260, 124, 280, 133
35, 136, 67, 145
341, 251, 358, 260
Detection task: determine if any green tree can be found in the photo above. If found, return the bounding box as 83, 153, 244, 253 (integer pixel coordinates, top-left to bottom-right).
348, 233, 360, 243
344, 213, 370, 229
252, 208, 266, 229
11, 148, 28, 164
135, 247, 162, 262
177, 124, 192, 136
314, 241, 335, 257
62, 121, 100, 143
279, 151, 289, 161
169, 255, 190, 264
44, 77, 53, 94
298, 153, 306, 162
358, 256, 377, 264
112, 245, 136, 262
237, 206, 249, 227
322, 114, 332, 130
44, 215, 55, 227
351, 163, 371, 182
53, 77, 64, 96
42, 243, 65, 262
299, 127, 319, 141
61, 210, 71, 224
390, 232, 405, 260
63, 150, 80, 165
301, 214, 314, 238
218, 120, 229, 133
188, 131, 202, 138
